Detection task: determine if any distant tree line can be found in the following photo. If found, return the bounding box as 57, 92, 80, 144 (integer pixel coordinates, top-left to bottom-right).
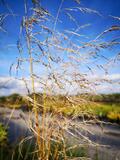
0, 93, 120, 104
86, 93, 120, 103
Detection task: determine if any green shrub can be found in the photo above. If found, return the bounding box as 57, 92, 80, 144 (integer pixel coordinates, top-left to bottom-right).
107, 111, 120, 121
0, 123, 7, 146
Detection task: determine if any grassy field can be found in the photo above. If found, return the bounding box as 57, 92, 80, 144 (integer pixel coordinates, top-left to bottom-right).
45, 100, 120, 122
0, 93, 120, 122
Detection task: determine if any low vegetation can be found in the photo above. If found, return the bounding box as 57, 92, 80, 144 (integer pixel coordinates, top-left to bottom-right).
0, 93, 120, 122
0, 123, 7, 146
0, 123, 88, 160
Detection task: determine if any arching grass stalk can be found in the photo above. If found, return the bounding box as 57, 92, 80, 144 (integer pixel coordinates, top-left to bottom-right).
24, 1, 41, 158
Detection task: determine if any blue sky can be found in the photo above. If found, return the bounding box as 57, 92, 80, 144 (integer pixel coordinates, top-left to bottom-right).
0, 0, 120, 95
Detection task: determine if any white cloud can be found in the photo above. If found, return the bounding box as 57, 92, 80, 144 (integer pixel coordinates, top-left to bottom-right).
93, 83, 120, 93
0, 73, 120, 96
0, 77, 27, 96
0, 76, 48, 96
103, 74, 120, 81
88, 73, 120, 81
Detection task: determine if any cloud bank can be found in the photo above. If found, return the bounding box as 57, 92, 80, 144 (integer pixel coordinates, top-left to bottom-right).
0, 73, 120, 96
